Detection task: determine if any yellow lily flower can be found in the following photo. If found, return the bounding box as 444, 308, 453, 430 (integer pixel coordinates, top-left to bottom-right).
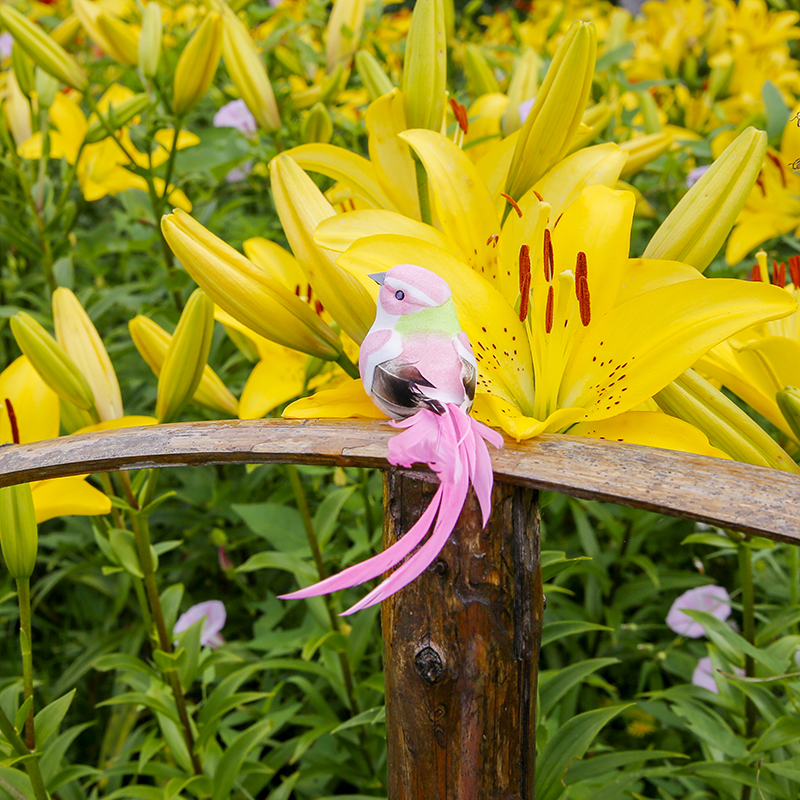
0, 356, 111, 524
726, 108, 800, 265
698, 252, 800, 444
18, 86, 198, 209
280, 132, 796, 454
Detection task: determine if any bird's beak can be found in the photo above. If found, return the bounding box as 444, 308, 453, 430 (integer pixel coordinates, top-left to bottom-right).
368, 272, 387, 285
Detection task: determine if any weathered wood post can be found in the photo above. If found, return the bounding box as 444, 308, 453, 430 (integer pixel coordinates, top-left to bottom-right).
382, 470, 542, 800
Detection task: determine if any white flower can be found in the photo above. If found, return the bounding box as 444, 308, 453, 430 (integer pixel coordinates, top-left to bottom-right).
174, 600, 227, 648
666, 585, 731, 638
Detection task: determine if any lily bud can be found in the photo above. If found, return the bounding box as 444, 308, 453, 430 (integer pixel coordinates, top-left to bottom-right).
173, 12, 223, 117
355, 49, 394, 101
0, 5, 87, 90
776, 386, 800, 444
10, 312, 96, 413
464, 44, 499, 97
129, 315, 238, 416
568, 101, 615, 154
4, 70, 32, 148
50, 14, 81, 47
96, 12, 138, 66
11, 44, 34, 98
60, 399, 95, 434
643, 127, 766, 272
0, 483, 37, 579
85, 93, 150, 144
326, 0, 367, 73
707, 61, 733, 101
655, 369, 799, 473
638, 90, 661, 134
156, 289, 214, 423
502, 46, 540, 136
270, 154, 375, 344
221, 7, 280, 132
53, 288, 123, 422
402, 0, 446, 131
505, 20, 597, 201
618, 132, 671, 178
35, 68, 58, 109
302, 102, 333, 144
162, 209, 343, 359
139, 3, 162, 78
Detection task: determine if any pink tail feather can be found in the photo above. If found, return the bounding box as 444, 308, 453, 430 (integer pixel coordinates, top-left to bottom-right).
281, 404, 502, 612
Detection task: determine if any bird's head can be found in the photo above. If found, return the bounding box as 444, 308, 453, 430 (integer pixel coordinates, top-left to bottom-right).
370, 264, 451, 316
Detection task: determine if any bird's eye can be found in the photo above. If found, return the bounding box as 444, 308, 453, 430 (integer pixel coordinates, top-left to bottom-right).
395, 290, 405, 300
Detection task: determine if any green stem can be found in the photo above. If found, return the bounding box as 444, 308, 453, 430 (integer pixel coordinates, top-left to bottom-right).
130, 494, 202, 775
0, 704, 48, 800
739, 543, 757, 736
414, 156, 432, 226
286, 466, 360, 715
16, 578, 35, 752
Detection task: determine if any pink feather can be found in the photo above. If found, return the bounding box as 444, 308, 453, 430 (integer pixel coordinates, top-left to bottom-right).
279, 404, 502, 613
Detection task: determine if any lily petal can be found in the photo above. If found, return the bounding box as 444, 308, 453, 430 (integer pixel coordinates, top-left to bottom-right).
283, 378, 388, 419
0, 356, 59, 443
618, 258, 703, 304
473, 394, 587, 440
570, 411, 731, 459
284, 143, 396, 210
561, 279, 798, 418
240, 347, 308, 419
31, 475, 111, 523
75, 416, 158, 434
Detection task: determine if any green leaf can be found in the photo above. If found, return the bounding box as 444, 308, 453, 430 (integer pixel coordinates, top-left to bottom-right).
565, 749, 687, 784
763, 80, 790, 140
93, 653, 158, 679
752, 715, 800, 753
32, 690, 75, 750
536, 704, 631, 800
96, 693, 181, 725
237, 551, 317, 579
682, 609, 784, 673
153, 648, 187, 673
313, 487, 355, 548
212, 716, 275, 800
539, 659, 619, 717
232, 502, 307, 550
677, 760, 790, 799
108, 529, 143, 578
541, 621, 612, 647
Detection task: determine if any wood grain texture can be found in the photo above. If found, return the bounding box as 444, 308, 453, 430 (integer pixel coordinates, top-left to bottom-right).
0, 418, 797, 539
381, 471, 542, 800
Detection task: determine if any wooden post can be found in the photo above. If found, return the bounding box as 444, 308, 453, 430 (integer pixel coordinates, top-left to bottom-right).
382, 469, 543, 800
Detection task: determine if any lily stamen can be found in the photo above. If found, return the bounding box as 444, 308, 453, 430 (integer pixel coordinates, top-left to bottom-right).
575, 251, 591, 326
545, 285, 554, 333
543, 228, 554, 282
790, 255, 800, 287
773, 260, 786, 287
4, 398, 19, 445
519, 244, 531, 321
502, 193, 523, 218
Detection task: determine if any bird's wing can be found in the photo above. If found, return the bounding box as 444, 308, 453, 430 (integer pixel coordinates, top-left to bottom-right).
456, 331, 477, 407
371, 360, 446, 418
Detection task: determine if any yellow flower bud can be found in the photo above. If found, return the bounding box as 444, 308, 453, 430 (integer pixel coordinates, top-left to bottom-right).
0, 483, 37, 579
50, 14, 81, 47
502, 46, 540, 136
156, 289, 215, 423
139, 2, 162, 79
402, 0, 446, 131
637, 90, 661, 134
11, 44, 34, 98
10, 313, 96, 413
505, 20, 596, 201
0, 5, 87, 91
173, 12, 223, 117
84, 93, 150, 144
52, 288, 123, 422
464, 44, 499, 98
355, 49, 394, 102
161, 209, 343, 359
643, 126, 767, 272
270, 154, 375, 344
776, 386, 800, 444
618, 132, 671, 178
221, 8, 280, 132
95, 12, 139, 67
326, 0, 367, 73
129, 314, 238, 416
302, 102, 333, 144
567, 101, 615, 154
656, 369, 799, 472
4, 70, 32, 148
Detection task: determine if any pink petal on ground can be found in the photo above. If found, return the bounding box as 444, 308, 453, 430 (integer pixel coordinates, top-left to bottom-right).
666, 585, 731, 638
174, 600, 227, 648
278, 484, 444, 600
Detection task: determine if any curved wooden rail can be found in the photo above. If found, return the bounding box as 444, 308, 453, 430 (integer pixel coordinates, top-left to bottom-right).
0, 418, 797, 541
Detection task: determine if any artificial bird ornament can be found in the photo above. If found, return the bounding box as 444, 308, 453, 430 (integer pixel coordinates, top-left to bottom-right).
280, 264, 503, 614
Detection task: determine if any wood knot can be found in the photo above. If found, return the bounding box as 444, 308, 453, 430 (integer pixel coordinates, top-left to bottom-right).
414, 645, 446, 684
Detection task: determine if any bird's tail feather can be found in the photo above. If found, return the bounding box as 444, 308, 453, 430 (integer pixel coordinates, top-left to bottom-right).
280, 404, 502, 612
